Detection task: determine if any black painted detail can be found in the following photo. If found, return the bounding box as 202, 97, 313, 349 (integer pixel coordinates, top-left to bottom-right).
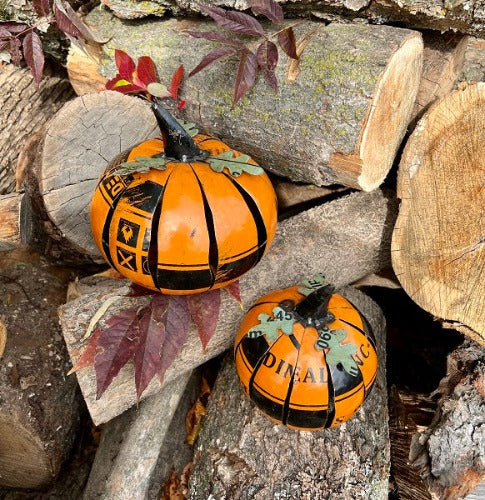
122, 181, 164, 214
286, 407, 330, 430
116, 247, 137, 272
328, 361, 363, 397
116, 219, 140, 248
282, 331, 304, 426
214, 249, 260, 284
325, 363, 336, 427
238, 335, 272, 370
223, 173, 267, 263
191, 167, 218, 288
154, 267, 213, 291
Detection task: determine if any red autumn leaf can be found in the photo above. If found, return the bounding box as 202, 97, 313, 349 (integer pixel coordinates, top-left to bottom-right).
233, 49, 258, 108
0, 21, 28, 34
189, 46, 237, 77
257, 40, 278, 92
157, 295, 191, 382
224, 281, 242, 307
185, 30, 243, 47
9, 38, 22, 65
22, 31, 44, 86
33, 0, 50, 17
187, 289, 221, 351
199, 4, 264, 36
53, 0, 102, 42
169, 64, 184, 102
0, 27, 11, 39
94, 308, 140, 399
115, 49, 135, 80
68, 327, 103, 374
135, 55, 158, 87
127, 283, 156, 297
249, 0, 284, 23
133, 296, 169, 400
278, 27, 298, 60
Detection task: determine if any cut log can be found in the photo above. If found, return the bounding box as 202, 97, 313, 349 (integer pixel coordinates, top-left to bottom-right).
0, 64, 74, 195
0, 251, 81, 489
458, 37, 485, 84
188, 287, 389, 498
59, 188, 397, 424
392, 83, 485, 345
68, 9, 423, 190
390, 340, 485, 499
0, 193, 22, 251
101, 0, 485, 37
83, 371, 196, 500
411, 32, 468, 123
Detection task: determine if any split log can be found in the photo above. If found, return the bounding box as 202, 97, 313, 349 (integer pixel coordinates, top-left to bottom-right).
188, 287, 389, 498
59, 188, 397, 424
458, 37, 485, 84
390, 340, 485, 499
0, 64, 74, 195
411, 32, 468, 123
0, 253, 81, 489
83, 371, 196, 500
0, 193, 23, 251
100, 0, 485, 37
392, 83, 485, 345
68, 9, 423, 191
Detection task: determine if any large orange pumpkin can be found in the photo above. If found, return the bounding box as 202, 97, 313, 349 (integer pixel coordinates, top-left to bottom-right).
90, 102, 277, 294
234, 278, 378, 430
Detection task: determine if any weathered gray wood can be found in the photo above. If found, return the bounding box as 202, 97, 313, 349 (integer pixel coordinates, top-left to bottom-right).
83, 371, 195, 500
59, 188, 397, 424
37, 91, 157, 261
0, 65, 74, 195
0, 253, 81, 489
100, 0, 485, 37
408, 340, 485, 498
458, 37, 485, 84
188, 287, 389, 499
70, 10, 423, 190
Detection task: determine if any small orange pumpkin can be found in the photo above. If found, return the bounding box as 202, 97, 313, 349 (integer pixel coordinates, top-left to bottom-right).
234, 277, 378, 430
91, 101, 277, 294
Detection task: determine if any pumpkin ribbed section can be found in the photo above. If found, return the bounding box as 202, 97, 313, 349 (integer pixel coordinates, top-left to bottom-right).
90, 136, 277, 294
234, 287, 378, 430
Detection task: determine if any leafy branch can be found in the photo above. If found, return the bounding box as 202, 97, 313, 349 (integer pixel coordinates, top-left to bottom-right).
0, 0, 101, 85
70, 281, 242, 400
187, 0, 302, 108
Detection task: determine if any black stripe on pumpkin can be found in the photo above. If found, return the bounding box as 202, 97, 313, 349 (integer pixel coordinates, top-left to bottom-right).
223, 173, 267, 263
325, 363, 336, 427
282, 331, 304, 426
190, 166, 219, 288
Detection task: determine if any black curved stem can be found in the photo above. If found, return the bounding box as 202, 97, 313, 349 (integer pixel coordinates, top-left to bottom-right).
295, 285, 336, 327
151, 98, 207, 162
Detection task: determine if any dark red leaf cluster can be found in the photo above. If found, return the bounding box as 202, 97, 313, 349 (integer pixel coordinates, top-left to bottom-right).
1, 0, 99, 86
70, 281, 242, 400
187, 0, 299, 108
105, 49, 186, 109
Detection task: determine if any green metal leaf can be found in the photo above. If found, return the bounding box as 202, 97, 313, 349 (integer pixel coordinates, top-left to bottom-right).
207, 150, 264, 176
315, 327, 359, 377
111, 156, 172, 176
298, 274, 326, 296
246, 306, 295, 343
177, 120, 199, 138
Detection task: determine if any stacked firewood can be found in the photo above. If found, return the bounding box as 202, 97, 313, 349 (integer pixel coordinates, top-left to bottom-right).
0, 0, 483, 498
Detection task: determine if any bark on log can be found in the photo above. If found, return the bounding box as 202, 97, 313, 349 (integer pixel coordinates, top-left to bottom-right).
0, 253, 81, 489
411, 32, 468, 123
390, 340, 485, 499
0, 65, 74, 195
188, 287, 389, 499
68, 9, 423, 190
83, 371, 196, 500
59, 188, 397, 424
458, 37, 485, 84
392, 83, 485, 345
100, 0, 485, 37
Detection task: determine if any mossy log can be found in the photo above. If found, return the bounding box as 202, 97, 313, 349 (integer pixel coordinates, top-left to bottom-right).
100, 0, 485, 37
59, 188, 397, 424
0, 65, 73, 195
392, 83, 485, 345
68, 9, 423, 191
188, 287, 389, 499
0, 254, 81, 489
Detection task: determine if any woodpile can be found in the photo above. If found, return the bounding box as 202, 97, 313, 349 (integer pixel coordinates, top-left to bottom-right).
1, 0, 484, 497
